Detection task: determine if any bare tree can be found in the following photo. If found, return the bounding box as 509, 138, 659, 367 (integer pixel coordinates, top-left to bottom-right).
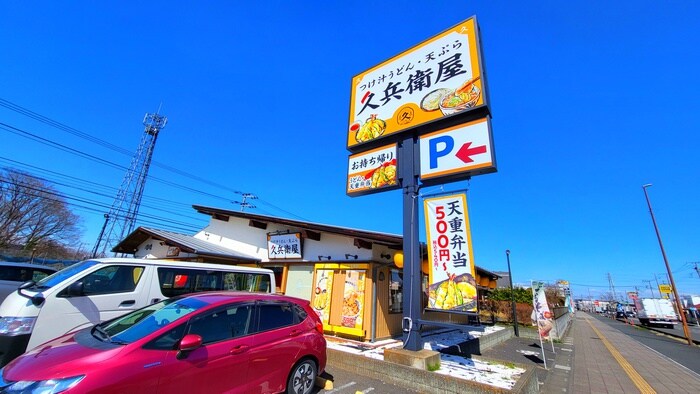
0, 168, 81, 253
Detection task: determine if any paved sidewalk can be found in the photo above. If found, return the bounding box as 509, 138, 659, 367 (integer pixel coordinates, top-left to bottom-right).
481, 312, 700, 393
572, 312, 700, 393
479, 329, 574, 392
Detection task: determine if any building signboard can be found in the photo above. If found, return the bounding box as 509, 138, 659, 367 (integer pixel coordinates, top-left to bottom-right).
347, 16, 488, 151
347, 143, 399, 196
423, 192, 477, 312
267, 233, 302, 259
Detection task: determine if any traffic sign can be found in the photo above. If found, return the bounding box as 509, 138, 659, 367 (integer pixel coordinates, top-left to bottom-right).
419, 117, 496, 183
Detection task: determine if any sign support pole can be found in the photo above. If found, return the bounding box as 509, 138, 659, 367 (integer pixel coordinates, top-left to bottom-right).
400, 136, 423, 352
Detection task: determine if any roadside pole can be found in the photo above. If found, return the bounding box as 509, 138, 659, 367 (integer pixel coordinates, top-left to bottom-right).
401, 136, 423, 351
505, 250, 519, 337
642, 184, 693, 346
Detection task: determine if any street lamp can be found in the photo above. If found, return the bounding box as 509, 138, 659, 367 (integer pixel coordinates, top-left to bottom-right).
505, 250, 519, 337
642, 184, 693, 346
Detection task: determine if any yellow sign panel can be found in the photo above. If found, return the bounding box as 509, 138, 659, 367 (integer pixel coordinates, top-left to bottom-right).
347, 16, 486, 150
658, 284, 672, 294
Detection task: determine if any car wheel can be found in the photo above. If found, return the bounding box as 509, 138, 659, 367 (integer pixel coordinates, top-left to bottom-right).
286, 359, 317, 394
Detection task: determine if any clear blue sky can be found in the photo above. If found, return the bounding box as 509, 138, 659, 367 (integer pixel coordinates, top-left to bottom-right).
1, 2, 698, 299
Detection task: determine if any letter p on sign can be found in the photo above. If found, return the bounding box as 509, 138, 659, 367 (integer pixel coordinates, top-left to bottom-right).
428, 136, 454, 169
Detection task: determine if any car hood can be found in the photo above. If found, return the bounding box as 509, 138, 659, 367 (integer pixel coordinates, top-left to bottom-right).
4, 332, 126, 381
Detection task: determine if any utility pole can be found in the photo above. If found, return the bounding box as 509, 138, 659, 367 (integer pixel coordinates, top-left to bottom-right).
608, 273, 618, 302
505, 250, 519, 337
643, 280, 656, 298
695, 263, 700, 279
233, 192, 257, 212
642, 184, 693, 346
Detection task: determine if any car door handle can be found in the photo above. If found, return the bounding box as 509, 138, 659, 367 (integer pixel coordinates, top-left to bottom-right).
229, 345, 250, 355
119, 300, 136, 307
289, 329, 302, 337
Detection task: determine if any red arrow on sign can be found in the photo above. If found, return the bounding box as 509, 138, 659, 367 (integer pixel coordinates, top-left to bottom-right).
455, 142, 487, 163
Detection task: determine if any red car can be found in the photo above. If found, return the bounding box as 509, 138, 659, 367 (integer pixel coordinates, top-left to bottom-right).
0, 292, 326, 394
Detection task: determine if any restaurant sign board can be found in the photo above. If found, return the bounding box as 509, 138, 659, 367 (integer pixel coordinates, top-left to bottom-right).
347, 16, 488, 151
267, 233, 302, 259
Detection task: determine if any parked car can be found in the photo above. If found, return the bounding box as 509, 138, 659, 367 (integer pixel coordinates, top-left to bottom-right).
0, 258, 276, 367
0, 262, 56, 302
0, 292, 326, 394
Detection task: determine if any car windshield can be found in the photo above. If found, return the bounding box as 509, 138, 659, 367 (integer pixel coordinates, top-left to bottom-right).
34, 260, 100, 289
103, 297, 208, 344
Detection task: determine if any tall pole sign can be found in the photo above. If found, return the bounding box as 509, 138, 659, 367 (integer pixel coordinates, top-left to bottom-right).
346, 16, 496, 352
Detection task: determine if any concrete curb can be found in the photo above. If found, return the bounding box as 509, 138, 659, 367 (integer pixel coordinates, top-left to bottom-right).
327, 346, 539, 393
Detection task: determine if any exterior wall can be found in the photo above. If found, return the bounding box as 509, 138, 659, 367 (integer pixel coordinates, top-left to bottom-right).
195, 217, 379, 263
374, 266, 402, 340
134, 238, 198, 259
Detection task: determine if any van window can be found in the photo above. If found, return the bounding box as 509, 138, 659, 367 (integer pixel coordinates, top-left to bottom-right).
80, 265, 145, 295
158, 268, 223, 297
223, 272, 271, 293
37, 260, 100, 289
158, 268, 271, 297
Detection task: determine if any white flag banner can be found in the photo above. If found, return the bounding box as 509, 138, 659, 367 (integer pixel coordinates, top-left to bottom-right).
532, 281, 554, 340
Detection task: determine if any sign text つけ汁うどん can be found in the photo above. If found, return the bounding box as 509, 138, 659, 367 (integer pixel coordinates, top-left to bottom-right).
347, 17, 487, 150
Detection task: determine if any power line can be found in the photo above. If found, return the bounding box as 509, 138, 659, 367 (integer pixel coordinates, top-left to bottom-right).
1, 176, 202, 234
0, 97, 301, 218
0, 159, 205, 222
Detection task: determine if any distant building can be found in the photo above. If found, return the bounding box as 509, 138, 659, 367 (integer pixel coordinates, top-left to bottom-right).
494, 271, 510, 288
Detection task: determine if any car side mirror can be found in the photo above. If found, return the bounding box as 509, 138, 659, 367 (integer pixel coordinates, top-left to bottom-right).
18, 280, 35, 290
64, 281, 85, 297
16, 281, 45, 306
177, 334, 202, 359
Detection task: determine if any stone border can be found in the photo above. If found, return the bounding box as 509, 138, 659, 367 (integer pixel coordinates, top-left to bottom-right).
327, 346, 538, 393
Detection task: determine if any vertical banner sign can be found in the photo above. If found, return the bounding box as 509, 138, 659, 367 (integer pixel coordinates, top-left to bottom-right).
532, 281, 554, 340
424, 192, 477, 312
312, 270, 333, 327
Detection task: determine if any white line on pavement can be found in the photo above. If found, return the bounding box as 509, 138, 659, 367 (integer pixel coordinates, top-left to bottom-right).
326, 382, 356, 393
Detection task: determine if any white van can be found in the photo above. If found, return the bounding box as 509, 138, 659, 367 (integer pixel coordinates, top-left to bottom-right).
0, 258, 274, 366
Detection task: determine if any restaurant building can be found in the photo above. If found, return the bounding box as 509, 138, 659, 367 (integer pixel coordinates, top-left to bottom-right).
114, 205, 499, 342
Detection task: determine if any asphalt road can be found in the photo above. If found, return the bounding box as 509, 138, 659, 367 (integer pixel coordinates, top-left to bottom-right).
316, 367, 418, 393
591, 313, 700, 375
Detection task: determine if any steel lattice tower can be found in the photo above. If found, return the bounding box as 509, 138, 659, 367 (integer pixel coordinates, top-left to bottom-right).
92, 113, 167, 257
